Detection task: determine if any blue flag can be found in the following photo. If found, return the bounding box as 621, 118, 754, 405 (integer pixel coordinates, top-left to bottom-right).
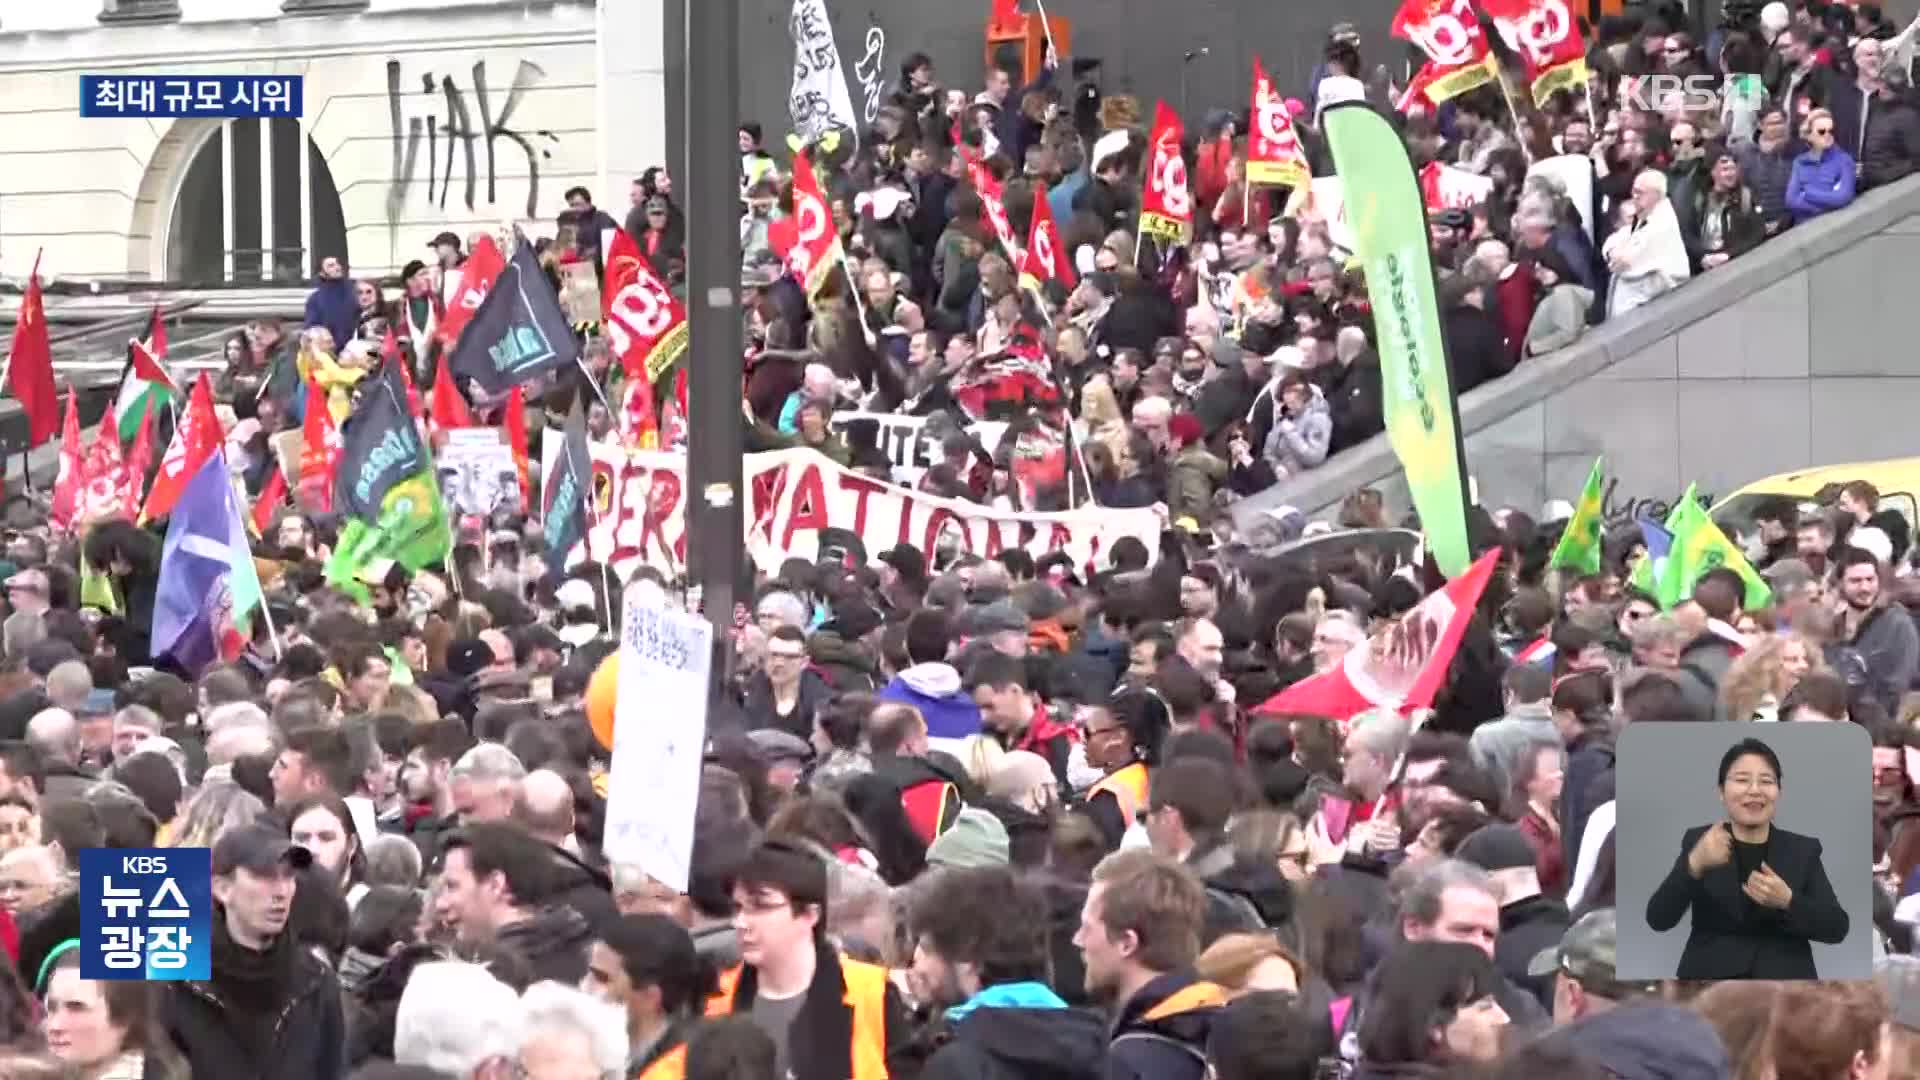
1629, 515, 1675, 596
151, 452, 265, 675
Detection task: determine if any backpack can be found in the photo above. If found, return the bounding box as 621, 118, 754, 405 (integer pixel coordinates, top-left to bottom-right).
898, 777, 962, 846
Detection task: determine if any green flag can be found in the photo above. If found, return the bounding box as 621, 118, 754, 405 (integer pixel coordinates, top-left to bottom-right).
1656, 485, 1771, 610
324, 463, 452, 602
1549, 457, 1606, 575
1322, 103, 1471, 577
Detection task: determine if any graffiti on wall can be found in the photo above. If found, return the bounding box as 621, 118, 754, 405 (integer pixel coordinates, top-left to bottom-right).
1599, 478, 1717, 531
854, 27, 888, 125
385, 59, 561, 230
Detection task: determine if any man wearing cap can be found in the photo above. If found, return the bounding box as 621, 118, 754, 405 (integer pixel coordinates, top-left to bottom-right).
1528, 909, 1665, 1025
1457, 823, 1572, 1011
163, 823, 346, 1079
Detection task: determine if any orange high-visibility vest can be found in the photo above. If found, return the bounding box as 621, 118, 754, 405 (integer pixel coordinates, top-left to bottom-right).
706, 956, 891, 1079
1089, 761, 1151, 825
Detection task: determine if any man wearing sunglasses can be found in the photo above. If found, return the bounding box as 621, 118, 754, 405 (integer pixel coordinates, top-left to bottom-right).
1787, 107, 1858, 223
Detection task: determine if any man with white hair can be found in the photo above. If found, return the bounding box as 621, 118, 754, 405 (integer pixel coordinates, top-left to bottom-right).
396, 960, 526, 1078
519, 981, 629, 1079
111, 705, 161, 763
43, 661, 91, 714
778, 362, 839, 434
1602, 169, 1690, 317
451, 742, 526, 825
25, 708, 89, 802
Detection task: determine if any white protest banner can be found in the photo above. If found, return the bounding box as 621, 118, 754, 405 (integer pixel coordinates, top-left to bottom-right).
604, 592, 712, 892
437, 429, 521, 516
1292, 177, 1356, 254
1526, 153, 1596, 241
788, 0, 860, 149
1419, 161, 1497, 212
828, 412, 1009, 486
540, 444, 1160, 580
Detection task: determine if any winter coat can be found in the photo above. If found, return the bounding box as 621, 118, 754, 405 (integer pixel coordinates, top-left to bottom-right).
1525, 283, 1596, 356
1441, 304, 1510, 392
1694, 186, 1769, 262
1106, 972, 1229, 1080
920, 992, 1108, 1080
302, 276, 358, 352
741, 667, 835, 741
1168, 444, 1228, 527
1326, 349, 1384, 453
878, 663, 983, 752
1861, 94, 1920, 190
497, 904, 595, 987
1851, 603, 1920, 715
1261, 384, 1333, 477
1602, 199, 1691, 319
1736, 140, 1797, 225
1786, 146, 1858, 223
163, 934, 347, 1080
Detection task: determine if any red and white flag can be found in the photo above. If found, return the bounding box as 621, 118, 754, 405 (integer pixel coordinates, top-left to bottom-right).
48, 389, 82, 532
1248, 58, 1310, 189
1481, 0, 1588, 106
439, 234, 505, 349
140, 374, 221, 523
603, 228, 689, 386
1254, 549, 1501, 726
783, 153, 846, 300
1019, 183, 1075, 294
968, 162, 1020, 261
1139, 101, 1192, 242
1419, 161, 1497, 212
75, 411, 127, 525
1392, 0, 1499, 110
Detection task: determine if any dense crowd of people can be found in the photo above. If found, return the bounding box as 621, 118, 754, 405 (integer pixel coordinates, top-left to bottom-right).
6, 0, 1920, 1079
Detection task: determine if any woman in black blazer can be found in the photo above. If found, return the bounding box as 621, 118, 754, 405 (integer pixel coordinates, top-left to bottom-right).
1645, 736, 1850, 979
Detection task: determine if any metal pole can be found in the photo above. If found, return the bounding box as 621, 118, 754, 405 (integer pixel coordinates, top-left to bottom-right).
684, 0, 743, 700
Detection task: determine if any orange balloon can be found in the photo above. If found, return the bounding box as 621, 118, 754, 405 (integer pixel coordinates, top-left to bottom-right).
587, 653, 619, 750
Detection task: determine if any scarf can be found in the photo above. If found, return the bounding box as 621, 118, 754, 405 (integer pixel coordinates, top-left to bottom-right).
946, 980, 1067, 1021
209, 913, 298, 1061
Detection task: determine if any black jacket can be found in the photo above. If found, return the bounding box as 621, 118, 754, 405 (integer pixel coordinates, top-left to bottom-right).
545, 843, 619, 935
163, 933, 347, 1080
1861, 94, 1920, 191
497, 905, 596, 987
920, 1005, 1109, 1080
1645, 823, 1850, 979
1441, 305, 1509, 395
740, 667, 834, 740
1495, 894, 1572, 1012
1106, 971, 1228, 1080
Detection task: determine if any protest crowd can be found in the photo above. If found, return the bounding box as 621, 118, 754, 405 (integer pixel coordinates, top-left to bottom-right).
2, 0, 1920, 1077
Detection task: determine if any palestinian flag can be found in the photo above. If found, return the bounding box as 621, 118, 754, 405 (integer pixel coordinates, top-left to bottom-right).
116, 307, 177, 445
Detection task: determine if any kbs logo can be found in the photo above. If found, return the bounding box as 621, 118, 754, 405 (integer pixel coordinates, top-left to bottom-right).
80, 848, 212, 981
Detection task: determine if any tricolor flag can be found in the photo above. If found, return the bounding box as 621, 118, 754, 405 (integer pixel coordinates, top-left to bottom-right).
1513, 635, 1557, 668
116, 306, 177, 445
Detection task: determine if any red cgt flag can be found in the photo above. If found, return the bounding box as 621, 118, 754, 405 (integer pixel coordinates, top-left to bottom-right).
75, 411, 127, 526
1481, 0, 1588, 106
1019, 183, 1076, 293
1248, 57, 1310, 189
6, 253, 58, 449
1254, 550, 1502, 728
439, 234, 505, 349
298, 377, 341, 514
784, 154, 846, 300
968, 162, 1020, 260
118, 400, 155, 521
1139, 101, 1192, 242
141, 374, 221, 523
602, 228, 689, 386
48, 389, 81, 532
1392, 0, 1498, 109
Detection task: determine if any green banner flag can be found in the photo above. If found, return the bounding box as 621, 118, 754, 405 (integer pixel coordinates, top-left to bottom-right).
1549, 457, 1606, 575
1321, 103, 1472, 577
324, 463, 452, 603
1656, 485, 1771, 610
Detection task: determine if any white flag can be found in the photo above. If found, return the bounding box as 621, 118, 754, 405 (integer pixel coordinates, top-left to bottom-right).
788, 0, 861, 150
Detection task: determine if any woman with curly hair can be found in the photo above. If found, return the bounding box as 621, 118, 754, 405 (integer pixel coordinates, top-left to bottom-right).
81, 521, 161, 665
1719, 632, 1823, 722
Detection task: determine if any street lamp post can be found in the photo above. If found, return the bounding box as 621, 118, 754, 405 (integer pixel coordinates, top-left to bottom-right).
683, 0, 744, 696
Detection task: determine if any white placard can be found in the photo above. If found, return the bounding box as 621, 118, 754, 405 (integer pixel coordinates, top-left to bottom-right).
828, 411, 1009, 486
603, 593, 713, 893
437, 434, 519, 516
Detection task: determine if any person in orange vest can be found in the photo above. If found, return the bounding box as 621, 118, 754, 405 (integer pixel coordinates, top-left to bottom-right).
704, 839, 912, 1080
1078, 688, 1171, 851
582, 913, 715, 1080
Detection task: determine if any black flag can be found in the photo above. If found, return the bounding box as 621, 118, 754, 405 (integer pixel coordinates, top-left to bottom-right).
446, 234, 580, 396
542, 399, 593, 585
333, 359, 424, 521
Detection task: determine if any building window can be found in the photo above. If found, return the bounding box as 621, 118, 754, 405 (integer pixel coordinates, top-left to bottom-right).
166, 119, 348, 287
98, 0, 181, 24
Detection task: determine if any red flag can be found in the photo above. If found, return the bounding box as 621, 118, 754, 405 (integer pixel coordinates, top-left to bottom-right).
1419, 160, 1497, 212
382, 329, 421, 418
623, 376, 660, 449
298, 377, 341, 514
1392, 0, 1498, 109
1253, 550, 1501, 727
603, 228, 690, 385
504, 385, 531, 506
968, 162, 1020, 259
786, 154, 846, 300
76, 411, 127, 525
141, 375, 221, 523
429, 354, 473, 432
1481, 0, 1588, 105
253, 467, 288, 536
1019, 184, 1076, 292
118, 400, 155, 520
48, 389, 81, 531
6, 253, 57, 448
439, 234, 506, 348
1139, 101, 1192, 242
130, 305, 177, 395
1248, 58, 1310, 189
990, 0, 1022, 32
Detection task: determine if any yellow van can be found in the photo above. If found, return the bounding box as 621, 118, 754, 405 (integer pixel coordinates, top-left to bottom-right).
1711, 458, 1920, 538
